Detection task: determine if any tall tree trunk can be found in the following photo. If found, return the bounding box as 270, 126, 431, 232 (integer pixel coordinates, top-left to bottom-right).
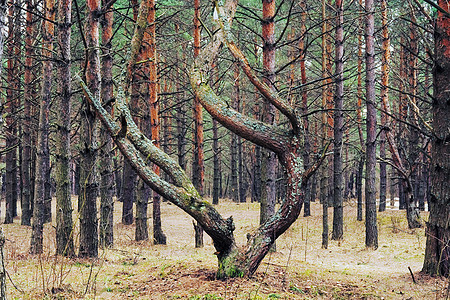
299, 0, 311, 217
422, 0, 450, 277
418, 160, 427, 211
114, 155, 122, 199
30, 0, 54, 254
406, 15, 421, 226
252, 144, 262, 203
320, 0, 330, 248
121, 0, 141, 226
251, 41, 262, 204
378, 27, 421, 230
237, 88, 247, 203
364, 0, 378, 249
148, 0, 166, 244
211, 58, 221, 205
325, 0, 334, 207
332, 0, 344, 241
176, 94, 187, 170
260, 0, 277, 248
135, 178, 149, 241
398, 40, 407, 211
21, 0, 34, 226
133, 0, 151, 242
121, 161, 135, 225
4, 1, 18, 225
44, 162, 52, 223
175, 42, 187, 171
212, 117, 221, 205
356, 157, 364, 221
121, 86, 138, 226
79, 0, 100, 258
192, 0, 204, 247
378, 0, 390, 213
0, 0, 6, 70
238, 136, 246, 203
356, 0, 364, 223
11, 0, 21, 220
230, 61, 239, 202
238, 87, 247, 203
99, 0, 115, 248
55, 0, 75, 256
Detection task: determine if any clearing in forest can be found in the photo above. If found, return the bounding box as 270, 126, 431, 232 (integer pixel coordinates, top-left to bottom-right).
0, 198, 447, 299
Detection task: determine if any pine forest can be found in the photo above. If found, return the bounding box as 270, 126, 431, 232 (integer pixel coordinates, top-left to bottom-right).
0, 0, 448, 298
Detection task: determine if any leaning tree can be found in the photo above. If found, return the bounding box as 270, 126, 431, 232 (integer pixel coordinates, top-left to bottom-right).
79, 0, 325, 278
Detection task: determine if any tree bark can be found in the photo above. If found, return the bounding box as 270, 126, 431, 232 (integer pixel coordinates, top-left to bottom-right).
299, 0, 310, 217
30, 0, 54, 254
251, 44, 262, 205
135, 179, 149, 241
212, 118, 221, 205
147, 0, 166, 244
320, 0, 330, 248
356, 157, 364, 222
398, 40, 407, 212
364, 0, 378, 249
260, 0, 277, 247
422, 0, 450, 277
99, 0, 115, 248
121, 161, 135, 225
211, 58, 221, 205
378, 0, 390, 213
192, 0, 204, 248
55, 0, 75, 256
406, 15, 421, 226
21, 0, 34, 226
356, 0, 364, 223
238, 136, 247, 203
79, 0, 100, 258
331, 0, 344, 241
230, 62, 240, 202
4, 1, 18, 225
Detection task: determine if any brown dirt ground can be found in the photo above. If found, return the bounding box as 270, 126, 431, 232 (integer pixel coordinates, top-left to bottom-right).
1, 197, 448, 299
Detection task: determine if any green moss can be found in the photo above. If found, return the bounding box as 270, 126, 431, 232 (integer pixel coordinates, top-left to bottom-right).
217, 263, 243, 279
216, 250, 244, 279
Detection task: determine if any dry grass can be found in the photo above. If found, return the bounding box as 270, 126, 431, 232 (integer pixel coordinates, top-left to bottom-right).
1, 197, 448, 299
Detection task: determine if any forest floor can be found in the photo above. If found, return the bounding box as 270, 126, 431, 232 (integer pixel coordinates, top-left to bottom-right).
0, 197, 448, 299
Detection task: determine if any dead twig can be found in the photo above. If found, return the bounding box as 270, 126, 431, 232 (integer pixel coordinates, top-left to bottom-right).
408, 266, 416, 284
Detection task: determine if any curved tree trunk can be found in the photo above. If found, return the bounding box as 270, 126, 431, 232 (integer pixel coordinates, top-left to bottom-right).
79, 0, 324, 278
